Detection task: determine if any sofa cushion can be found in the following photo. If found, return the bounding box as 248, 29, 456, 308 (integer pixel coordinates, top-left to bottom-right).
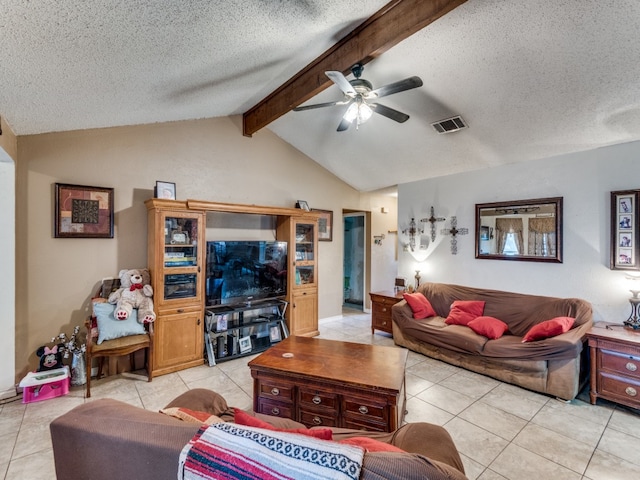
467, 316, 509, 340
445, 300, 485, 326
234, 408, 333, 440
401, 317, 489, 354
522, 316, 575, 342
403, 292, 437, 319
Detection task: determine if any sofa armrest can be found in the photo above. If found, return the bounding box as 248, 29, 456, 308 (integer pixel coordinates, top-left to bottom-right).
50, 399, 200, 480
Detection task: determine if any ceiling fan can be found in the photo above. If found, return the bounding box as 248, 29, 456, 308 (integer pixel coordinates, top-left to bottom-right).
293, 63, 423, 132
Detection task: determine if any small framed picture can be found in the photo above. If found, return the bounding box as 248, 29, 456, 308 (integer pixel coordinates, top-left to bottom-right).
269, 325, 282, 343
239, 336, 252, 354
155, 181, 176, 200
480, 225, 490, 241
611, 190, 640, 270
313, 209, 333, 241
296, 200, 310, 211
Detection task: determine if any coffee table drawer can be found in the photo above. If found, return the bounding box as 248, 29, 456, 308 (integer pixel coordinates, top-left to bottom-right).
299, 410, 338, 428
257, 379, 294, 402
342, 396, 388, 423
298, 388, 338, 410
256, 398, 293, 419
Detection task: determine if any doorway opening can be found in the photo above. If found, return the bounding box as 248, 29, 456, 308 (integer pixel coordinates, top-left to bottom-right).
343, 213, 366, 310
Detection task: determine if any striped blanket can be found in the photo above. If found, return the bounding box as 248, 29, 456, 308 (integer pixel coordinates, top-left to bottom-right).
178, 422, 365, 480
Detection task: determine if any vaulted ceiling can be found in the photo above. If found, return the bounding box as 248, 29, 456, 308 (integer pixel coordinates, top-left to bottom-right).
2, 1, 640, 191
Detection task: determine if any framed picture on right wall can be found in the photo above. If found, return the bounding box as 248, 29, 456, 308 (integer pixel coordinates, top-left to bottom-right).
611, 189, 640, 270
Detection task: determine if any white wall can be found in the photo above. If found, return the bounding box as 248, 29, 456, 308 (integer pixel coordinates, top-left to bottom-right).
398, 140, 640, 323
0, 153, 15, 398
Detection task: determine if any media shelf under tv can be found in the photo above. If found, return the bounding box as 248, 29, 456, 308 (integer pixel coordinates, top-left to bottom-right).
204, 298, 289, 366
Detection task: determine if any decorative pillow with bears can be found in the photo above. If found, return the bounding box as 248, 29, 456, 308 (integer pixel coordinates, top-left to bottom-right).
93, 302, 145, 344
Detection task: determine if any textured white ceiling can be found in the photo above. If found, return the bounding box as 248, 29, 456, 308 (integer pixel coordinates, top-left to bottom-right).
2, 0, 640, 191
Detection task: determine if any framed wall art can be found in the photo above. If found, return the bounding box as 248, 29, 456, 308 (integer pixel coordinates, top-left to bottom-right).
313, 209, 333, 242
54, 183, 114, 238
611, 189, 640, 270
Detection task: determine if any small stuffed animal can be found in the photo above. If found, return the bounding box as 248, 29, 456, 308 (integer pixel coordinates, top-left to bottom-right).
36, 344, 64, 371
108, 268, 156, 323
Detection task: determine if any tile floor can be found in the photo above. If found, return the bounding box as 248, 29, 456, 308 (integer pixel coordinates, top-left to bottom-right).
2, 309, 640, 479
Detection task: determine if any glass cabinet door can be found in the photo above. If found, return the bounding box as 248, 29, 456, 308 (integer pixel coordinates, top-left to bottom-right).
162, 214, 201, 302
294, 222, 316, 286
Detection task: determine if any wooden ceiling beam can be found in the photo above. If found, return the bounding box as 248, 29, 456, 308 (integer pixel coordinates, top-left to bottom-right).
242, 0, 468, 136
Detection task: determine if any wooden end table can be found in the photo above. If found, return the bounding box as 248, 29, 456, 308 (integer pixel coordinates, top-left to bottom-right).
248, 336, 407, 432
587, 323, 640, 409
370, 290, 404, 334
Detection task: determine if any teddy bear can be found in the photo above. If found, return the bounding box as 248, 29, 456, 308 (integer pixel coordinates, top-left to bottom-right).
36, 344, 64, 371
108, 268, 156, 323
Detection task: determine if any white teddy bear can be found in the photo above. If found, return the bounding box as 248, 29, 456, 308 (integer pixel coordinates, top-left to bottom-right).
108, 268, 156, 323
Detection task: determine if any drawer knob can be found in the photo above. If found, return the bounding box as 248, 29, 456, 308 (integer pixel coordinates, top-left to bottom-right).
382, 307, 387, 312
382, 321, 387, 326
358, 405, 369, 415
625, 386, 637, 397
312, 416, 322, 425
270, 387, 280, 396
312, 395, 321, 405
271, 407, 280, 416
626, 362, 638, 372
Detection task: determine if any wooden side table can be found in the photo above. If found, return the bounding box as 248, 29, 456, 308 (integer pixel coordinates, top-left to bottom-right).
587, 323, 640, 410
370, 290, 404, 334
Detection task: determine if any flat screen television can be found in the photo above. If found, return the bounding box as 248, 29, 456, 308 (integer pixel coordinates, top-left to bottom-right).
206, 240, 287, 307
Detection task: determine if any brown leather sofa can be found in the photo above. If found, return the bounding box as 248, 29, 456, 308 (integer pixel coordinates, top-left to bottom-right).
50, 388, 467, 480
392, 282, 593, 400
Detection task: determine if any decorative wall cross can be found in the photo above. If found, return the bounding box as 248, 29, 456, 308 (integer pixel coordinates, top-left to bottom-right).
440, 216, 469, 254
402, 217, 424, 252
420, 206, 446, 242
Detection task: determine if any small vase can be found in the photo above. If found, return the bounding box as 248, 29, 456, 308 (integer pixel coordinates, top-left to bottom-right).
71, 351, 87, 386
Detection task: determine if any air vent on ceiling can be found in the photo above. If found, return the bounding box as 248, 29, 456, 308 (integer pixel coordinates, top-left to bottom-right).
431, 115, 467, 134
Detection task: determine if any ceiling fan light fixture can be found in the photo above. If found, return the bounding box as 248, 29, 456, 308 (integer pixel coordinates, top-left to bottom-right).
344, 100, 373, 127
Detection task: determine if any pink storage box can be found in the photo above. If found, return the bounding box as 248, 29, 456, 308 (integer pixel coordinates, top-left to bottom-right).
19, 366, 70, 404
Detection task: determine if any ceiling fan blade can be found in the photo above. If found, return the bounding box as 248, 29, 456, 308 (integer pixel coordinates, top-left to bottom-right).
293, 100, 346, 112
326, 71, 357, 96
370, 103, 410, 123
368, 76, 423, 99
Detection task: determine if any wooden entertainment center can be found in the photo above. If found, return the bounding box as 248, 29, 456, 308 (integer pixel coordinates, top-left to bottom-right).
145, 198, 321, 376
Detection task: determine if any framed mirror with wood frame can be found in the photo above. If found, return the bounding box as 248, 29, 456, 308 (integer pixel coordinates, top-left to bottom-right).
475, 197, 563, 263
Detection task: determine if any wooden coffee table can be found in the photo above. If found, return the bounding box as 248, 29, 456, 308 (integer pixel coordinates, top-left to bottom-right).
248, 336, 407, 432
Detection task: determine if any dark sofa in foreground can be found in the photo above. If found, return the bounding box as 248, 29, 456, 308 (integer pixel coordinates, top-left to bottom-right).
50, 388, 467, 480
393, 282, 593, 400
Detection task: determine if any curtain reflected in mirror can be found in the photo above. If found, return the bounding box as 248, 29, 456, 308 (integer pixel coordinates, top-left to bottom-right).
475, 197, 563, 263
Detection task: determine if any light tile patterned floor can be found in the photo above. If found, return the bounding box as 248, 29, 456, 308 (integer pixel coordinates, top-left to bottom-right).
1, 309, 640, 479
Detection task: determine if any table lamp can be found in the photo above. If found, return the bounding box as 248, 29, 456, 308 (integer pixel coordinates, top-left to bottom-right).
624, 274, 640, 329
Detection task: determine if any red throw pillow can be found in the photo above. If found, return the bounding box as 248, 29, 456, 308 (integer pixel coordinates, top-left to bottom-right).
467, 316, 509, 340
234, 408, 333, 440
403, 292, 437, 319
522, 317, 575, 342
445, 300, 486, 326
339, 436, 405, 452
